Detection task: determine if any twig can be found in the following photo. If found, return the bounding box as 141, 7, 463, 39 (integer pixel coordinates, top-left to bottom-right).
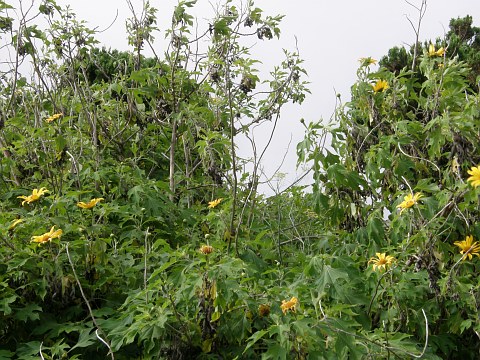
144, 227, 149, 303
66, 243, 115, 359
367, 268, 393, 315
398, 143, 440, 175
95, 329, 114, 356
320, 308, 429, 358
318, 298, 326, 320
401, 175, 413, 194
383, 320, 391, 359
414, 309, 428, 359
1, 234, 16, 251
404, 0, 427, 71
39, 342, 45, 360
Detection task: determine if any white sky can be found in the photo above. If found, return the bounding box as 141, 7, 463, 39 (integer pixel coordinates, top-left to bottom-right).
55, 0, 479, 193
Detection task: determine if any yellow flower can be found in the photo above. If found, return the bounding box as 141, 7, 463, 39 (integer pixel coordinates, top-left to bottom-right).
428, 44, 445, 57
359, 57, 377, 67
46, 113, 63, 123
17, 187, 49, 206
208, 198, 223, 209
77, 198, 104, 209
372, 80, 389, 93
280, 297, 298, 315
199, 245, 214, 255
454, 235, 480, 261
396, 192, 423, 213
368, 252, 395, 272
467, 166, 480, 188
9, 218, 24, 230
31, 226, 63, 244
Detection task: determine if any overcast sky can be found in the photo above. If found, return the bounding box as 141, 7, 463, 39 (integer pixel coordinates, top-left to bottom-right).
55, 0, 479, 194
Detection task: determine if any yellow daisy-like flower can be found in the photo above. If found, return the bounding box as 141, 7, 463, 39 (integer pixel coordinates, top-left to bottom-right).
467, 166, 480, 188
207, 198, 223, 209
428, 44, 445, 57
372, 79, 389, 93
9, 218, 24, 231
17, 187, 49, 206
359, 57, 377, 67
368, 252, 395, 272
31, 226, 63, 244
280, 297, 298, 315
77, 198, 104, 209
454, 235, 480, 261
46, 113, 63, 123
396, 192, 423, 214
199, 245, 214, 255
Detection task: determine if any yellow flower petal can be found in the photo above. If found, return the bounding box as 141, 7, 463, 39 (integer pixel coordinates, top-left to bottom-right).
17, 187, 49, 205
9, 218, 24, 230
207, 198, 223, 209
368, 252, 395, 272
454, 235, 480, 261
372, 80, 389, 93
31, 226, 63, 244
428, 44, 445, 57
280, 297, 298, 315
359, 57, 377, 67
46, 113, 63, 123
77, 198, 104, 209
467, 166, 480, 188
396, 192, 423, 213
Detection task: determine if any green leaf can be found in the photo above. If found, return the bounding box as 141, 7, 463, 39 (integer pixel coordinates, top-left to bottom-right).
459, 319, 472, 334
0, 2, 14, 10
70, 328, 96, 351
262, 344, 287, 360
316, 264, 350, 301
0, 350, 14, 359
415, 178, 439, 193
14, 304, 42, 322
326, 164, 367, 191
211, 310, 221, 322
243, 329, 268, 354
367, 216, 384, 245
0, 294, 17, 315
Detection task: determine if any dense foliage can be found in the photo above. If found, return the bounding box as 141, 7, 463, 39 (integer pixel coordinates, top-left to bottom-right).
1, 0, 479, 359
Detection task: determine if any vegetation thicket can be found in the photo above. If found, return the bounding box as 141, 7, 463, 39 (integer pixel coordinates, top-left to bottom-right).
1, 0, 479, 358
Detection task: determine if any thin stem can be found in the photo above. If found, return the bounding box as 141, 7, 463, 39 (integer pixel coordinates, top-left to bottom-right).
65, 243, 115, 360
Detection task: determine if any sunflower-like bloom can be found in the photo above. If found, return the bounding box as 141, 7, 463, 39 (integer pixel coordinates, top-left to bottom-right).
31, 226, 63, 244
77, 198, 104, 209
368, 252, 395, 272
454, 235, 480, 261
397, 192, 423, 213
428, 44, 445, 57
372, 80, 389, 93
467, 166, 480, 188
280, 297, 298, 315
359, 57, 377, 67
199, 245, 214, 255
9, 218, 24, 230
208, 198, 223, 209
17, 187, 49, 206
46, 113, 63, 123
